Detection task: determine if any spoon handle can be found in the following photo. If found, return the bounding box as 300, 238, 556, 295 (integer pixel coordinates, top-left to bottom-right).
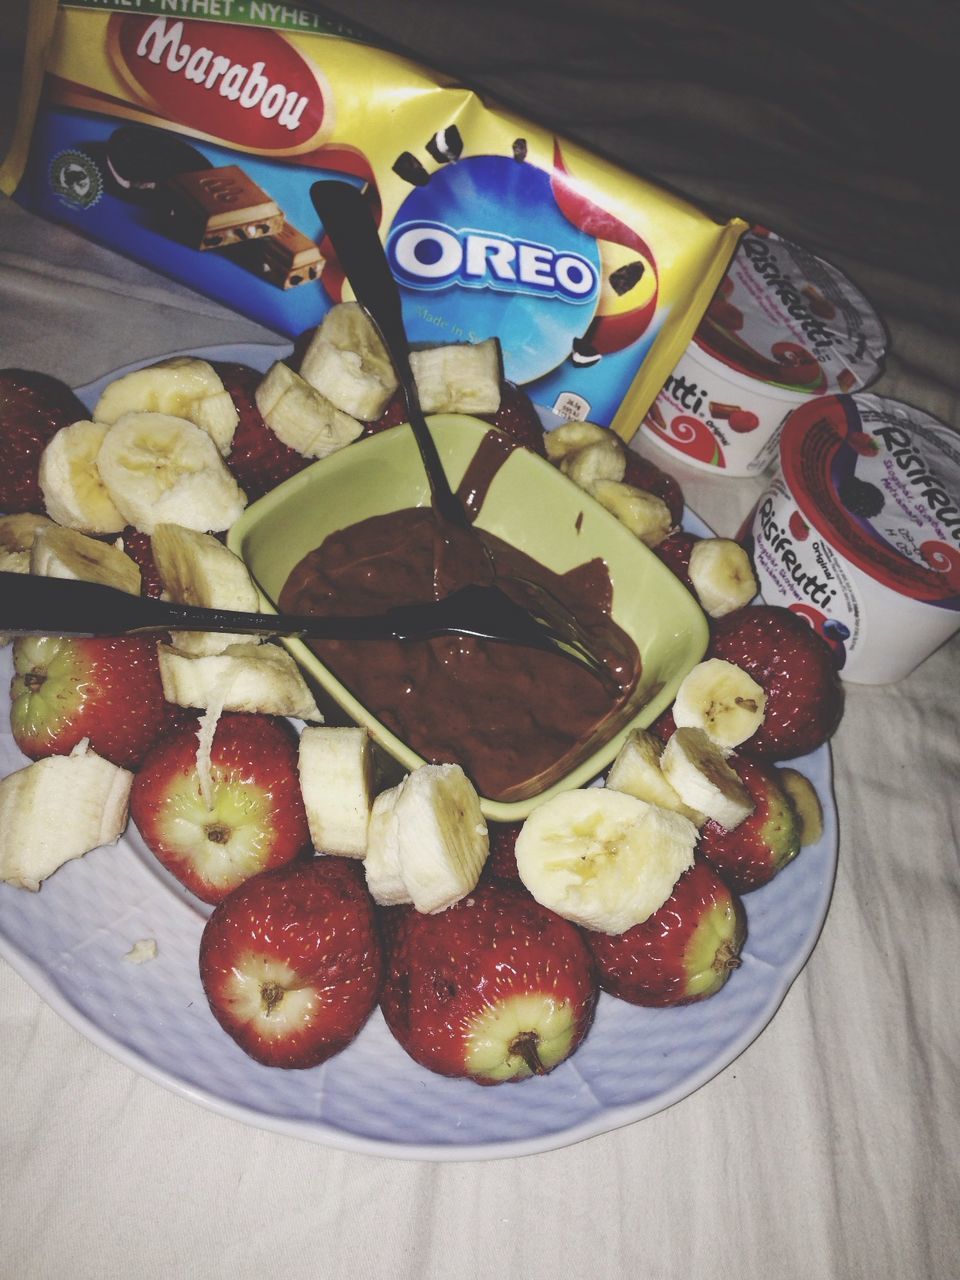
309, 180, 469, 529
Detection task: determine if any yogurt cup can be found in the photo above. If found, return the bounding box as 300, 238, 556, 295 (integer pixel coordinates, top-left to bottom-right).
743, 393, 960, 684
640, 227, 886, 476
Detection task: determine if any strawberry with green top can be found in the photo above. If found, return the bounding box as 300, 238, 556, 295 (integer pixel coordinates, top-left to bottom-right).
697, 754, 803, 892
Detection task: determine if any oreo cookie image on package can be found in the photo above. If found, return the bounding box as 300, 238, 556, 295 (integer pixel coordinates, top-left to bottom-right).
98, 124, 211, 207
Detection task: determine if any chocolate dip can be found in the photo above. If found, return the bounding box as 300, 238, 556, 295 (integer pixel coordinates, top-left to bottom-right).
279, 487, 640, 801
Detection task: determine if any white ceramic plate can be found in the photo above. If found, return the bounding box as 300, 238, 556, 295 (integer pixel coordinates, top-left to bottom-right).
0, 344, 838, 1161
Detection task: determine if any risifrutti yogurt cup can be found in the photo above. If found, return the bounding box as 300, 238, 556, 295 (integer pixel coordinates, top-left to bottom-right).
639, 227, 886, 476
742, 393, 960, 684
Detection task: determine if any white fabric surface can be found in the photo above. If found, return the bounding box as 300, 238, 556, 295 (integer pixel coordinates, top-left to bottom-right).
2, 3, 959, 1277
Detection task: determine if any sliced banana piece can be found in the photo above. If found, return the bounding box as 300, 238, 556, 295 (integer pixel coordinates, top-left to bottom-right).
157, 641, 321, 721
688, 538, 758, 618
254, 361, 363, 459
542, 420, 610, 463
0, 742, 132, 891
93, 357, 239, 455
409, 338, 502, 414
38, 420, 125, 533
780, 768, 824, 847
589, 479, 672, 547
151, 522, 261, 657
673, 658, 766, 748
515, 787, 697, 935
298, 726, 375, 858
561, 437, 626, 490
605, 728, 705, 826
391, 763, 488, 913
96, 412, 247, 535
0, 513, 56, 556
299, 302, 398, 420
30, 524, 141, 595
660, 727, 754, 831
364, 784, 410, 907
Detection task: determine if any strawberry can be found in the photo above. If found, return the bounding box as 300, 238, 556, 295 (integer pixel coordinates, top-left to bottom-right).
199, 855, 383, 1068
212, 361, 312, 502
584, 857, 745, 1006
379, 880, 598, 1084
622, 449, 684, 525
697, 755, 802, 892
119, 526, 164, 598
653, 529, 701, 589
0, 369, 89, 513
708, 605, 844, 760
365, 381, 547, 456
483, 820, 523, 883
9, 634, 180, 769
130, 712, 310, 904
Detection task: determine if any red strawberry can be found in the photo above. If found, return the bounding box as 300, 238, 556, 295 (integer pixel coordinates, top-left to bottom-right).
697, 755, 802, 891
9, 634, 180, 768
651, 706, 677, 744
212, 361, 312, 502
709, 605, 843, 760
622, 449, 684, 525
380, 880, 598, 1084
584, 857, 745, 1006
0, 369, 88, 513
365, 382, 547, 456
199, 856, 383, 1068
119, 527, 164, 598
131, 712, 310, 903
653, 529, 701, 589
484, 821, 523, 882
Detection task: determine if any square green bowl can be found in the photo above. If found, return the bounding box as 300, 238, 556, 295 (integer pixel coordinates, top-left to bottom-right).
227, 416, 708, 821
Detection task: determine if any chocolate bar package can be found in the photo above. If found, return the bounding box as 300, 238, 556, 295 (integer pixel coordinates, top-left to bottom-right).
1, 0, 746, 438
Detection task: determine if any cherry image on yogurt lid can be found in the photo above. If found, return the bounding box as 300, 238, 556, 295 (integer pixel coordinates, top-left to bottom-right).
779, 393, 960, 609
693, 228, 886, 396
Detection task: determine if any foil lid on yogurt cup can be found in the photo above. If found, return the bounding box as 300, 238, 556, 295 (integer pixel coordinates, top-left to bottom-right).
694, 228, 886, 396
780, 393, 960, 610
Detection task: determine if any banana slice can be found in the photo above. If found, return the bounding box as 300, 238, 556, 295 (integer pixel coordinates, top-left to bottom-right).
515, 787, 697, 935
673, 658, 766, 748
364, 763, 488, 911
96, 412, 247, 535
151, 522, 261, 657
543, 420, 611, 463
660, 728, 754, 831
0, 741, 132, 891
38, 421, 126, 534
409, 338, 502, 414
364, 784, 411, 906
93, 357, 239, 455
298, 726, 375, 858
254, 361, 363, 459
605, 728, 705, 826
30, 524, 141, 595
299, 302, 398, 420
561, 437, 626, 490
589, 480, 672, 547
780, 768, 824, 847
157, 641, 321, 720
0, 513, 56, 555
688, 538, 758, 618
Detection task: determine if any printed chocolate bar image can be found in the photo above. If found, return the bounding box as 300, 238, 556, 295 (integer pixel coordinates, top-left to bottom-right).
161, 165, 284, 250
102, 125, 210, 206
224, 221, 325, 289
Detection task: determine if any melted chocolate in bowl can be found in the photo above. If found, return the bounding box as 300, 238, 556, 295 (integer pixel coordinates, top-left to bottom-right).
279, 432, 641, 802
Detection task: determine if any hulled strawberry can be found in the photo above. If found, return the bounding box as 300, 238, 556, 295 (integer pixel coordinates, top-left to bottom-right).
697, 754, 802, 892
584, 857, 745, 1006
130, 711, 310, 903
10, 634, 179, 768
709, 605, 844, 760
0, 369, 89, 513
119, 527, 164, 598
379, 881, 598, 1084
366, 381, 547, 456
199, 856, 383, 1068
622, 449, 684, 526
483, 820, 523, 883
213, 361, 311, 501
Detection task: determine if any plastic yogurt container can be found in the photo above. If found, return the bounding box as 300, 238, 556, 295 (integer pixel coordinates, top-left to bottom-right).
743, 393, 960, 684
640, 227, 886, 476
